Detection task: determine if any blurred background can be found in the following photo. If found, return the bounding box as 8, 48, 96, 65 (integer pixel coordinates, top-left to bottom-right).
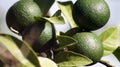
0, 0, 120, 67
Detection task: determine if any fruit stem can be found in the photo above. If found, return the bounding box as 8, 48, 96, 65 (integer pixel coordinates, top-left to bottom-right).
99, 60, 114, 67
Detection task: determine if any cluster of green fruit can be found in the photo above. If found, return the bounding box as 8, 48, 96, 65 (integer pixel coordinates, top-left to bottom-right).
6, 0, 56, 54
69, 0, 110, 62
5, 0, 110, 66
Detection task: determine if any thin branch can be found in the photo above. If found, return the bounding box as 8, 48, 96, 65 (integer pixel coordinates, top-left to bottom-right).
99, 60, 114, 67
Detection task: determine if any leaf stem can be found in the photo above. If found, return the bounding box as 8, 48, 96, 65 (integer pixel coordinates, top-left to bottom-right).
68, 18, 78, 28
99, 60, 114, 67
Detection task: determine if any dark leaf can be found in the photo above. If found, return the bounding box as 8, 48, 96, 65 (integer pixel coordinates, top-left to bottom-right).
54, 51, 93, 67
57, 35, 77, 50
34, 0, 55, 16
113, 47, 120, 62
64, 27, 82, 36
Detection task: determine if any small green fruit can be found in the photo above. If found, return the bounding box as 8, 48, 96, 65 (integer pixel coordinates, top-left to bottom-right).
68, 32, 103, 62
23, 22, 56, 53
72, 0, 110, 31
6, 0, 43, 34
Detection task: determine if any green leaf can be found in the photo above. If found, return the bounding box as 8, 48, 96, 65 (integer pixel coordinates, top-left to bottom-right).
54, 51, 93, 67
53, 10, 61, 16
64, 27, 82, 36
38, 57, 58, 67
99, 26, 119, 56
57, 35, 77, 50
57, 1, 78, 28
113, 47, 120, 62
34, 0, 55, 16
45, 10, 65, 24
43, 16, 65, 24
35, 10, 65, 24
20, 40, 40, 66
53, 10, 61, 17
0, 34, 40, 67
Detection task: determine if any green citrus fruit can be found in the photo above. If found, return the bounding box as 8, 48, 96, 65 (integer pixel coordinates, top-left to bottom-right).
33, 22, 56, 52
68, 32, 103, 62
72, 0, 110, 31
6, 0, 43, 34
22, 21, 56, 53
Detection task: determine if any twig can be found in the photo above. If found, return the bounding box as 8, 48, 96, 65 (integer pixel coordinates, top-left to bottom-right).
99, 60, 114, 67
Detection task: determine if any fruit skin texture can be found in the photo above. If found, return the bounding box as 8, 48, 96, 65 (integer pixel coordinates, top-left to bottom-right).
6, 0, 43, 34
72, 0, 110, 31
68, 32, 103, 62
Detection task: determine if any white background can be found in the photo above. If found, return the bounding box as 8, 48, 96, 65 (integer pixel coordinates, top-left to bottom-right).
0, 0, 120, 67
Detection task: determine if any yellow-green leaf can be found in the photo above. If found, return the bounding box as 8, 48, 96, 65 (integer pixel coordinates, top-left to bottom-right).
57, 1, 78, 28
44, 10, 65, 24
43, 16, 64, 24
35, 10, 65, 24
38, 57, 58, 67
0, 34, 40, 67
99, 26, 119, 56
